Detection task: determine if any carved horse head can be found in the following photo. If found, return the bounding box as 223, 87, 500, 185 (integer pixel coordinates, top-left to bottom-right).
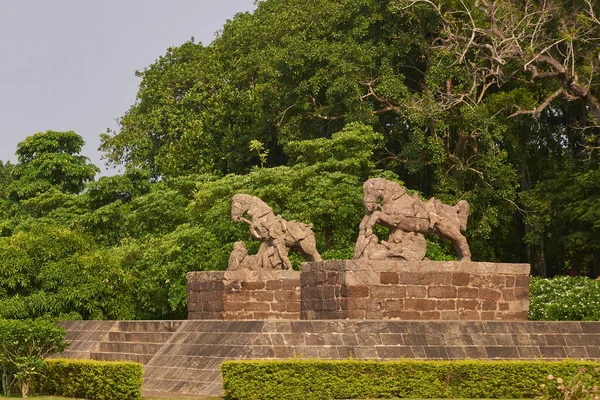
231, 193, 273, 223
363, 178, 407, 212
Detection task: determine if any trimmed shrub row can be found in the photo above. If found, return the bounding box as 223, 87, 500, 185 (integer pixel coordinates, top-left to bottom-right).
34, 358, 143, 400
222, 359, 600, 400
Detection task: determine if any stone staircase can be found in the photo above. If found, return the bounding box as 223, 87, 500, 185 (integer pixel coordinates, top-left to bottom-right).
90, 321, 182, 364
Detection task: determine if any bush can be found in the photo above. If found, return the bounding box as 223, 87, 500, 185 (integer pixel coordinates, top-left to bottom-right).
0, 319, 69, 397
35, 358, 143, 400
221, 359, 600, 400
529, 276, 600, 321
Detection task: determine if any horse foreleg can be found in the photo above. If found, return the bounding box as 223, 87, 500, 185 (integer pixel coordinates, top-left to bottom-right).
437, 224, 471, 261
297, 233, 322, 262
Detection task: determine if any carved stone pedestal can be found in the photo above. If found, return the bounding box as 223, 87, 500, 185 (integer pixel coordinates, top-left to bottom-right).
301, 260, 530, 320
187, 270, 301, 320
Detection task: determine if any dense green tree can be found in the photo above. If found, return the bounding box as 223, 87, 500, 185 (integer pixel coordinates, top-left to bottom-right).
9, 131, 99, 201
0, 224, 134, 320
99, 0, 600, 274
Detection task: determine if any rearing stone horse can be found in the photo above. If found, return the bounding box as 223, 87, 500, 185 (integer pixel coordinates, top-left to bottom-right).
355, 178, 471, 261
230, 194, 322, 270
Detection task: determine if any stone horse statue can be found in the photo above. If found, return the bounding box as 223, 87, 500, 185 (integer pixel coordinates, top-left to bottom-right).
228, 194, 322, 270
354, 178, 471, 261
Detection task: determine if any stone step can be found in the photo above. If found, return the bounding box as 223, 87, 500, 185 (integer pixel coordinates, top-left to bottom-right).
90, 351, 154, 364
98, 341, 164, 354
108, 331, 174, 343
115, 320, 183, 333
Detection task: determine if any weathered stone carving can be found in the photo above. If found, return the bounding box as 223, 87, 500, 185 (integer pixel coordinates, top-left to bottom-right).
228, 194, 322, 270
354, 178, 471, 261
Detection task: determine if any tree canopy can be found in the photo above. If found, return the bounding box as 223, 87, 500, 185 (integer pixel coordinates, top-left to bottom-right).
1, 0, 600, 320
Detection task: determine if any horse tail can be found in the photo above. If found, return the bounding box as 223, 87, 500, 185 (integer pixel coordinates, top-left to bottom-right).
456, 200, 470, 231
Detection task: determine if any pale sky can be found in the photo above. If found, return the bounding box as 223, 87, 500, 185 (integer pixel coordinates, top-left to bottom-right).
0, 0, 256, 174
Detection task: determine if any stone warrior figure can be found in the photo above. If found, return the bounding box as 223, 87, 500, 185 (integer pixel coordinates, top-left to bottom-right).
228, 194, 322, 270
354, 178, 471, 261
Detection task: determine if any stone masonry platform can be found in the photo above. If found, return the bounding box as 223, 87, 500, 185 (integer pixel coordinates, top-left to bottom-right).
187, 270, 301, 320
60, 319, 600, 397
302, 260, 530, 320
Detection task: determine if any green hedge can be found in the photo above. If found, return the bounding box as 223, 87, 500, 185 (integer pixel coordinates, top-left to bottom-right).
222, 359, 600, 400
34, 358, 143, 400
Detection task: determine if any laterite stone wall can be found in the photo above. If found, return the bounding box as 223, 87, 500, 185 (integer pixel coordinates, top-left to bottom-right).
301, 260, 530, 320
187, 270, 301, 320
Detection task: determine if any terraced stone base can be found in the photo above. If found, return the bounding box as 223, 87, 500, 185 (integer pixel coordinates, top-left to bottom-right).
59, 320, 600, 397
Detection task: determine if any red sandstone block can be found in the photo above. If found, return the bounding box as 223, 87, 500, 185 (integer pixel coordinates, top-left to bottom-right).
370, 286, 407, 299
317, 272, 327, 284
252, 291, 274, 302
287, 302, 301, 313
491, 275, 506, 288
245, 302, 271, 312
480, 311, 496, 320
326, 272, 340, 284
203, 301, 223, 312
428, 286, 457, 299
365, 311, 385, 319
405, 298, 437, 311
399, 272, 420, 285
223, 302, 245, 312
440, 311, 460, 320
498, 302, 510, 311
322, 299, 339, 311
419, 272, 452, 285
380, 272, 400, 285
322, 286, 337, 299
407, 286, 427, 298
458, 287, 479, 299
505, 276, 516, 287
282, 279, 300, 290
385, 299, 404, 311
266, 280, 282, 290
224, 291, 251, 302
242, 281, 266, 290
505, 311, 528, 320
271, 302, 287, 312
301, 272, 318, 287
436, 299, 457, 310
469, 274, 486, 287
480, 288, 502, 301
302, 286, 319, 299
397, 310, 422, 320
457, 299, 478, 311
459, 310, 480, 320
421, 311, 441, 320
452, 273, 471, 286
275, 290, 300, 302
482, 301, 498, 311
514, 287, 529, 300
346, 285, 369, 298
347, 310, 366, 319
502, 288, 515, 301
515, 275, 529, 287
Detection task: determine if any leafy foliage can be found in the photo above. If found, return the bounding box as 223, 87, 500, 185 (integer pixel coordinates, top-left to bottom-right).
2, 0, 600, 321
221, 359, 600, 400
9, 131, 99, 200
35, 358, 143, 400
529, 276, 600, 321
0, 225, 134, 320
0, 319, 68, 397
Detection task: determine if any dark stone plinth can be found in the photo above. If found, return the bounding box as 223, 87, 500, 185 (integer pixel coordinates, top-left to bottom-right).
187, 270, 301, 320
